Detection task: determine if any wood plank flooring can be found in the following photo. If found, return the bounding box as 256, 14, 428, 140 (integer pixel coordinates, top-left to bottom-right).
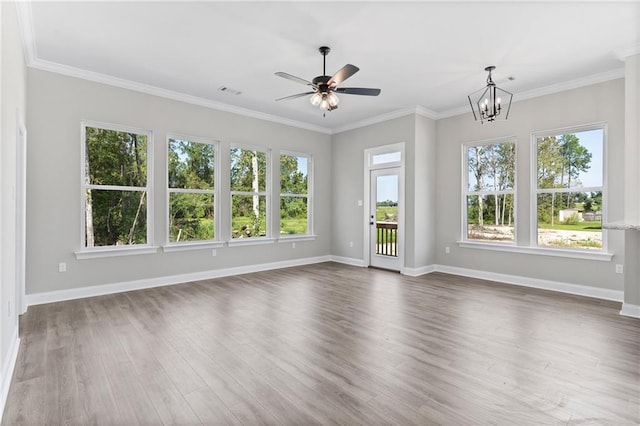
4, 262, 639, 425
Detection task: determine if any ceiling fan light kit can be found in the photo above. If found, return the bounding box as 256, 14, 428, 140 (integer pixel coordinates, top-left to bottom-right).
275, 46, 381, 114
468, 66, 513, 124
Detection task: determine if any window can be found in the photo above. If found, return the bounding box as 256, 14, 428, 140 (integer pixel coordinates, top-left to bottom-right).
533, 125, 604, 250
280, 153, 311, 236
463, 139, 516, 243
168, 136, 217, 243
81, 122, 152, 248
230, 147, 269, 238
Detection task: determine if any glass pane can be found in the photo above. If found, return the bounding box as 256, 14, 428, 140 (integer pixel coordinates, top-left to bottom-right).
280, 196, 308, 235
231, 195, 267, 238
168, 139, 215, 190
375, 174, 398, 257
537, 129, 603, 189
466, 194, 515, 242
280, 154, 308, 195
169, 193, 214, 242
467, 142, 515, 192
372, 151, 401, 165
536, 192, 602, 249
231, 148, 267, 192
85, 189, 147, 247
85, 126, 147, 187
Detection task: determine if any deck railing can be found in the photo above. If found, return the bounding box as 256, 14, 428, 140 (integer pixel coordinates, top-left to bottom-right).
376, 222, 398, 257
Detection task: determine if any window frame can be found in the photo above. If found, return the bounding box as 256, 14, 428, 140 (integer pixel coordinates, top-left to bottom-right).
164, 133, 222, 252
229, 144, 272, 243
461, 136, 518, 245
279, 150, 313, 239
531, 122, 608, 253
77, 120, 156, 259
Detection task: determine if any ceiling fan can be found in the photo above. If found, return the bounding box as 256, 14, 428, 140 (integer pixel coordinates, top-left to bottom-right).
275, 46, 381, 113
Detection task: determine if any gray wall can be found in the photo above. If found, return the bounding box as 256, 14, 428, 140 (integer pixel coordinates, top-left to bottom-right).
1, 0, 26, 381
24, 65, 627, 298
330, 113, 438, 271
435, 79, 625, 291
26, 69, 332, 295
330, 114, 415, 262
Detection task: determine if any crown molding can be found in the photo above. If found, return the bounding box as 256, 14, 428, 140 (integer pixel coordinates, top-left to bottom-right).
15, 1, 37, 65
332, 105, 438, 134
30, 58, 333, 134
614, 44, 640, 61
436, 67, 626, 120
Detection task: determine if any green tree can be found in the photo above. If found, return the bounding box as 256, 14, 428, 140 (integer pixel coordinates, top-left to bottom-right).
231, 148, 267, 237
168, 139, 216, 242
85, 127, 147, 247
558, 133, 592, 207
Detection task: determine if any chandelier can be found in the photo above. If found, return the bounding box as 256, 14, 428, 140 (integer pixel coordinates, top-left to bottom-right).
468, 66, 513, 123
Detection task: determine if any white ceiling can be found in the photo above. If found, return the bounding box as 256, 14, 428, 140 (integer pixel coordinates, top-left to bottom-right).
20, 1, 640, 133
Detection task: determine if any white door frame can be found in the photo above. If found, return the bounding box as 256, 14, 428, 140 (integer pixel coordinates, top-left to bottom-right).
363, 143, 405, 273
16, 121, 27, 315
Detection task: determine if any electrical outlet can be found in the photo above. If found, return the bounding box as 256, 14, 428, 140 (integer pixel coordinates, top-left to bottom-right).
445, 246, 450, 254
615, 264, 624, 274
211, 249, 217, 257
349, 241, 354, 247
357, 200, 363, 206
292, 242, 296, 249
58, 262, 67, 272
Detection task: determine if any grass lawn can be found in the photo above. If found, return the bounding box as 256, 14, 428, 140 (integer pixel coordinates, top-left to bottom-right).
539, 221, 601, 232
376, 206, 398, 221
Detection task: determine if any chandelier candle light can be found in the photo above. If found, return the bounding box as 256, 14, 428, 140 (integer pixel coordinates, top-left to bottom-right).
468, 66, 513, 123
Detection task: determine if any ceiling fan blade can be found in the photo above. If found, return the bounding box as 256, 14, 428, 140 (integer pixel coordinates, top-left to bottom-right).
335, 87, 381, 96
328, 64, 359, 86
275, 91, 315, 101
275, 72, 315, 87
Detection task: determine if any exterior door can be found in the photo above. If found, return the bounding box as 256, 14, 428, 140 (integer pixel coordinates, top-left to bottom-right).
369, 167, 401, 271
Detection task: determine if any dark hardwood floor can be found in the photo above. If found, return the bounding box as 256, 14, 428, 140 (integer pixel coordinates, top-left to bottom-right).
4, 262, 639, 425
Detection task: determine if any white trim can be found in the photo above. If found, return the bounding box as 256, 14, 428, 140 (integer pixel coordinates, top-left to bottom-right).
614, 44, 640, 61
0, 331, 20, 424
530, 122, 608, 253
26, 255, 333, 307
457, 241, 614, 261
434, 264, 623, 302
162, 241, 226, 253
75, 245, 159, 260
15, 121, 27, 315
28, 57, 332, 135
403, 265, 436, 277
330, 256, 366, 267
277, 235, 317, 243
461, 137, 517, 245
279, 151, 313, 237
15, 1, 36, 64
80, 121, 154, 250
436, 68, 625, 120
620, 303, 640, 319
333, 106, 437, 134
364, 143, 406, 272
166, 134, 220, 246
227, 237, 276, 247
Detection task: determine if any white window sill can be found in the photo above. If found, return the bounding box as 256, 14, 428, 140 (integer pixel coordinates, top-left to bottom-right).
278, 235, 317, 243
227, 237, 276, 247
162, 241, 226, 252
457, 241, 613, 261
75, 245, 160, 260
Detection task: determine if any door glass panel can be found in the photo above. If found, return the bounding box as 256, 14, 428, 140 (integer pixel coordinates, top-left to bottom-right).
375, 174, 398, 257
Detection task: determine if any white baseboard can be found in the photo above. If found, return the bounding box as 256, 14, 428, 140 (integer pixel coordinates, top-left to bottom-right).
434, 264, 624, 302
330, 255, 366, 267
620, 303, 640, 318
26, 255, 332, 306
0, 330, 20, 424
403, 265, 435, 277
